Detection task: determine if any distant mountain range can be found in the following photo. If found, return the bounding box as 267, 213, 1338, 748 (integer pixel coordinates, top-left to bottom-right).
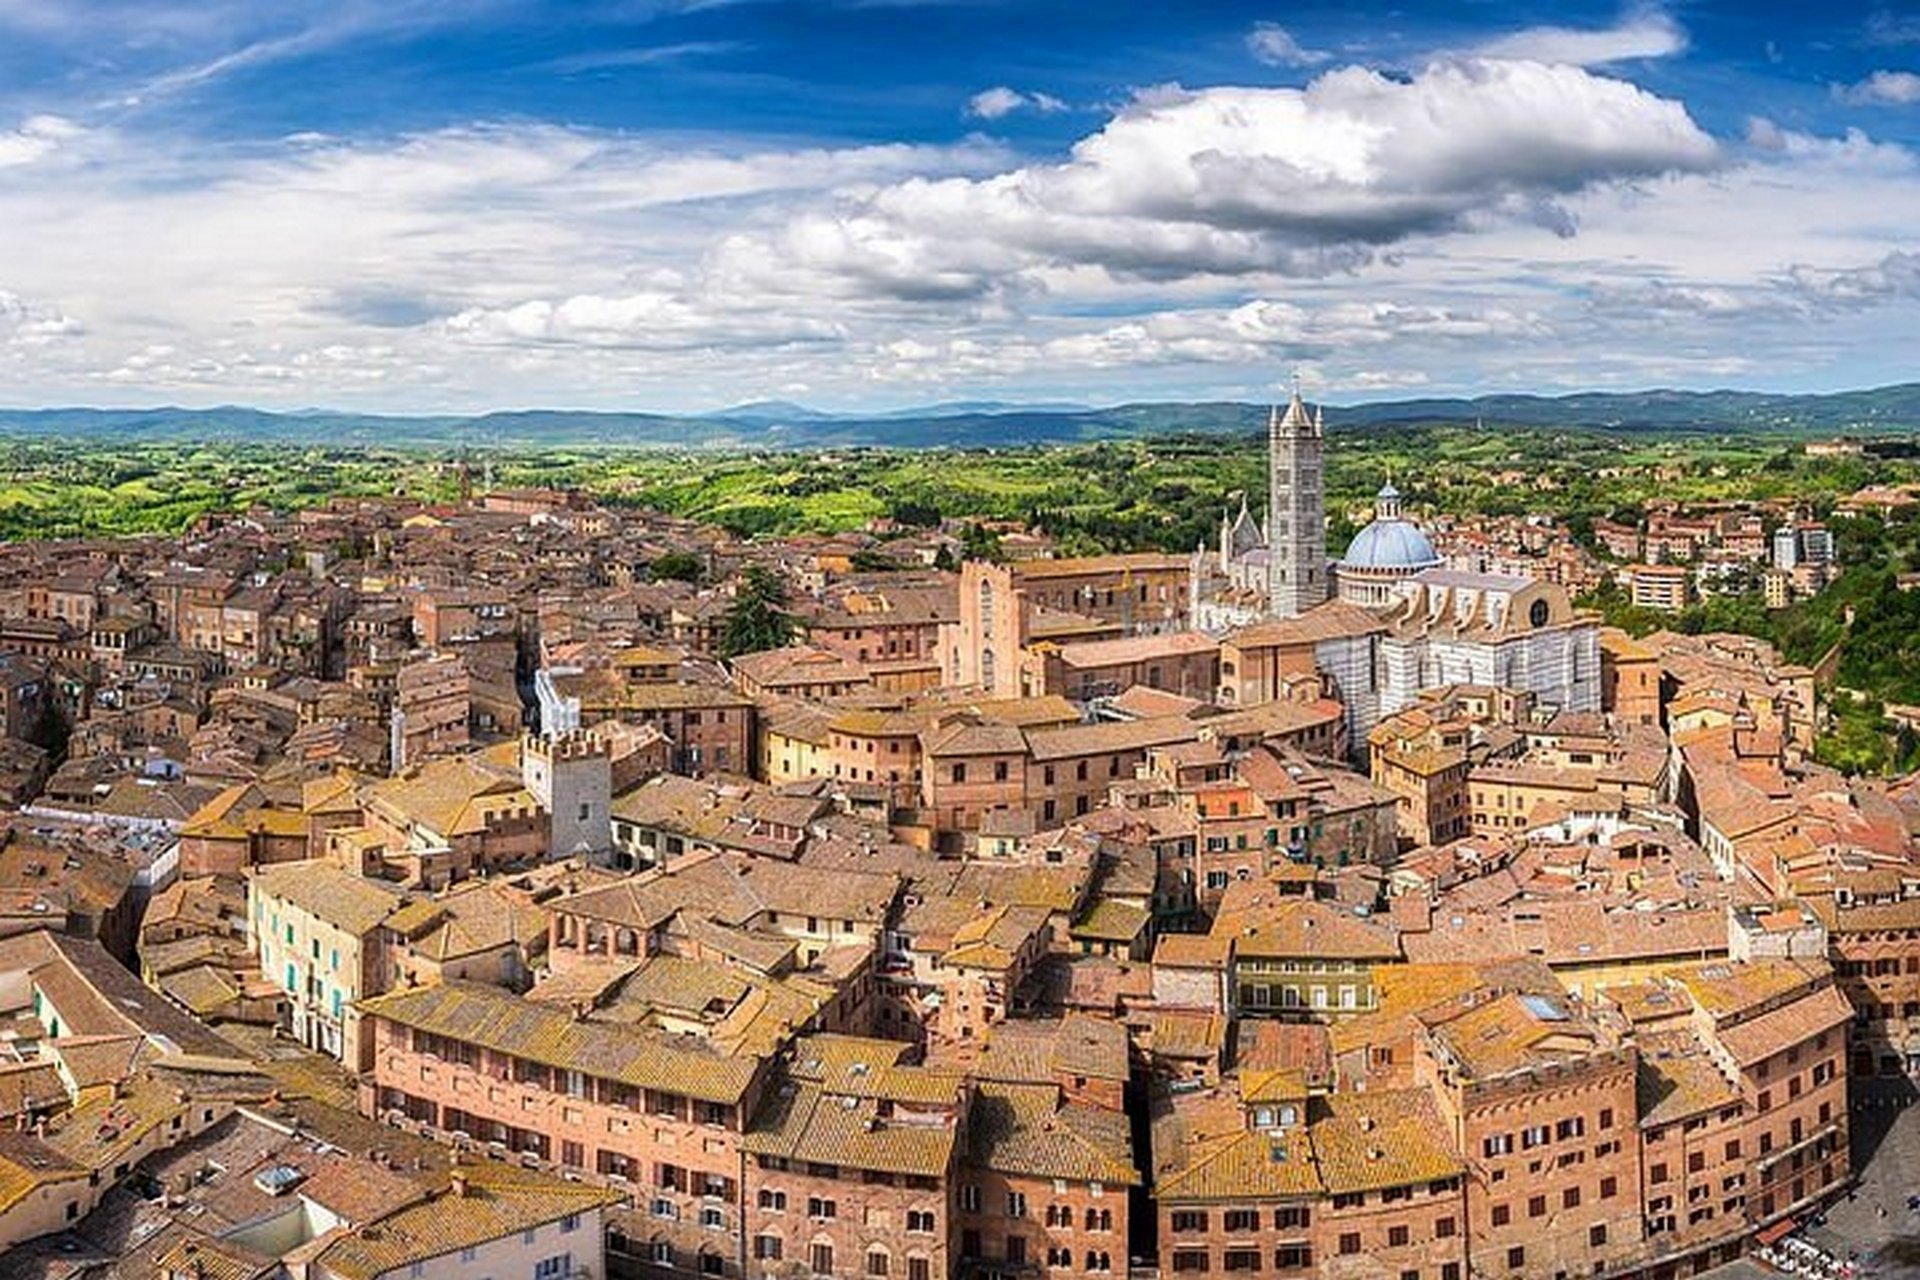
2, 382, 1918, 450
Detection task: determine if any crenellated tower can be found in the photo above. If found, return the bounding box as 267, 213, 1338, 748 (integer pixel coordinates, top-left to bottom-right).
521, 730, 612, 861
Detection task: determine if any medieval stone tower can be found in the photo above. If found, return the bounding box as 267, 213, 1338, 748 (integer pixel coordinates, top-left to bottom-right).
1266, 387, 1327, 619
521, 730, 612, 861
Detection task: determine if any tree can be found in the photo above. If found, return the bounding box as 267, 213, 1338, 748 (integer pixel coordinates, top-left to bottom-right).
720, 568, 797, 659
1897, 720, 1920, 774
888, 498, 943, 528
647, 550, 704, 583
959, 521, 1004, 563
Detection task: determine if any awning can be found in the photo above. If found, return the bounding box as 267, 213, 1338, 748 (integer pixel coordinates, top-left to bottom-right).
1756, 1217, 1797, 1247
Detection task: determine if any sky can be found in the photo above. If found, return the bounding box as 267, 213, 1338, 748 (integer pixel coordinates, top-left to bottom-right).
0, 1, 1918, 414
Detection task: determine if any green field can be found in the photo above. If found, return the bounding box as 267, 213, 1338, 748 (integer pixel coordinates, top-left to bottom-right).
0, 424, 1886, 550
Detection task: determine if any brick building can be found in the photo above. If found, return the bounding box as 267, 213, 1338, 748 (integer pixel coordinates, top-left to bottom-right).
1412, 987, 1645, 1279
743, 1036, 962, 1280
360, 979, 772, 1275
943, 556, 1190, 698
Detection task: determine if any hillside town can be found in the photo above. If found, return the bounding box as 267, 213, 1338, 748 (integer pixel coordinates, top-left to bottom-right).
0, 396, 1906, 1280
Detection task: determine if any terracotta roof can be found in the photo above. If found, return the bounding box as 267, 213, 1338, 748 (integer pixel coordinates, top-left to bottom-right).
48, 1034, 147, 1091
1148, 1010, 1229, 1061
1152, 1089, 1322, 1202
1227, 600, 1389, 649
550, 850, 898, 932
1, 929, 242, 1060
41, 1070, 194, 1172
921, 720, 1029, 757
1071, 897, 1151, 943
389, 880, 546, 963
316, 1161, 620, 1280
158, 964, 245, 1017
358, 980, 763, 1105
732, 645, 872, 690
1054, 630, 1218, 668
1237, 1022, 1333, 1092
0, 1130, 87, 1213
945, 903, 1051, 971
1216, 897, 1398, 962
1329, 960, 1558, 1056
1708, 981, 1853, 1067
970, 1083, 1139, 1185
249, 860, 404, 936
362, 753, 534, 839
742, 1074, 960, 1178
974, 1015, 1130, 1086
153, 1233, 277, 1280
1310, 1087, 1462, 1193
1013, 552, 1186, 580
0, 1062, 64, 1119
1812, 895, 1920, 933
1422, 989, 1610, 1080
1153, 933, 1232, 970
1637, 1035, 1741, 1126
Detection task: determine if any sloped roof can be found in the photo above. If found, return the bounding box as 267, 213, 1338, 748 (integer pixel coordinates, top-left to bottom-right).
970, 1083, 1138, 1185
358, 980, 762, 1105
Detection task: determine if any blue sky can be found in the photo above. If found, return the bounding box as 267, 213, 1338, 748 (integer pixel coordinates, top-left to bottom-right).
0, 0, 1917, 412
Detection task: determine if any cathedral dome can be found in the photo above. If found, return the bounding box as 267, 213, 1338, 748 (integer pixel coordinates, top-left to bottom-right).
1338, 483, 1441, 573
1341, 517, 1441, 570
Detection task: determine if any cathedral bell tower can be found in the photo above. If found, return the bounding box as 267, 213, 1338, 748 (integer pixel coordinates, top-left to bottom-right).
1267, 385, 1327, 619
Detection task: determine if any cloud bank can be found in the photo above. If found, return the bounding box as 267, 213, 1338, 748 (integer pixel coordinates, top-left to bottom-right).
0, 38, 1913, 410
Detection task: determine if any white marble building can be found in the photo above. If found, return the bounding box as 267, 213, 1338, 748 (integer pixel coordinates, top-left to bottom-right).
1379, 568, 1602, 720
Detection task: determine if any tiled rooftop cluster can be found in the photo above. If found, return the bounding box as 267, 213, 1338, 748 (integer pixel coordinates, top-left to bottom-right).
0, 482, 1900, 1280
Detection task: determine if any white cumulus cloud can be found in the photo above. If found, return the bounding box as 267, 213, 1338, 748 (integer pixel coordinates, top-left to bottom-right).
0, 115, 82, 168
1473, 5, 1687, 66
1246, 24, 1328, 68
725, 59, 1718, 306
965, 87, 1067, 120
445, 291, 844, 350
1782, 251, 1920, 306
1836, 71, 1920, 105
0, 290, 82, 344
